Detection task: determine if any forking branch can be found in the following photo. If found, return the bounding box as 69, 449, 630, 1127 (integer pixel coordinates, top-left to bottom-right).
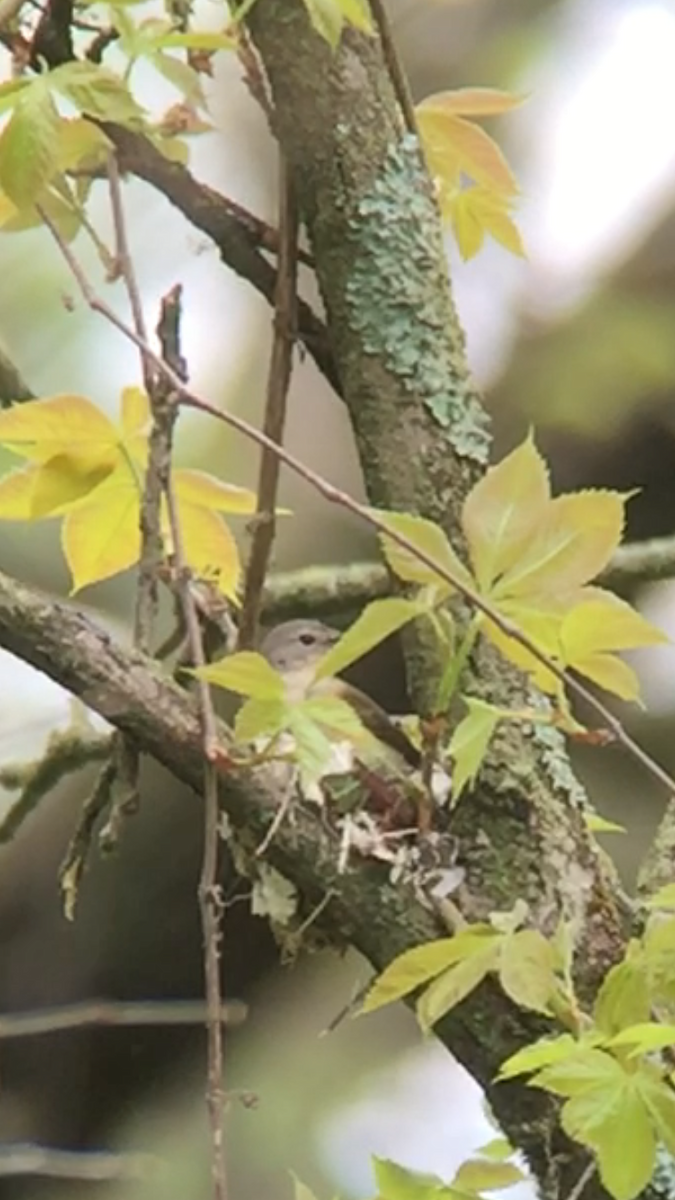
33, 200, 675, 805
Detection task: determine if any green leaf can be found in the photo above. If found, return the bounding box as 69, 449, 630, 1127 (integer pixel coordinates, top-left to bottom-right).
376, 510, 473, 591
462, 433, 550, 593
498, 1034, 590, 1080
593, 951, 651, 1037
291, 1175, 321, 1200
448, 699, 502, 798
315, 597, 423, 680
498, 929, 556, 1015
234, 697, 287, 743
287, 707, 336, 778
302, 0, 372, 47
473, 1137, 514, 1161
451, 1157, 524, 1192
608, 1022, 675, 1056
531, 1047, 622, 1097
0, 77, 32, 118
361, 929, 496, 1014
645, 882, 675, 910
193, 651, 285, 700
372, 1158, 442, 1200
585, 812, 626, 834
559, 1069, 656, 1200
50, 62, 146, 126
150, 51, 207, 107
301, 694, 368, 741
0, 83, 60, 207
417, 943, 499, 1031
636, 1065, 675, 1158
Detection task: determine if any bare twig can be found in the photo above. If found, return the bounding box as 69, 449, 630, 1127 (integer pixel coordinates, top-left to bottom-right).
155, 288, 227, 1200
0, 1145, 158, 1181
0, 728, 112, 844
107, 152, 153, 390
564, 1159, 596, 1200
39, 206, 675, 801
0, 997, 247, 1039
59, 757, 116, 919
238, 155, 298, 649
369, 0, 418, 137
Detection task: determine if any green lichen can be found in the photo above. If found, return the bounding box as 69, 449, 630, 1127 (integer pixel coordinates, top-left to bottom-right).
529, 715, 588, 812
345, 133, 491, 464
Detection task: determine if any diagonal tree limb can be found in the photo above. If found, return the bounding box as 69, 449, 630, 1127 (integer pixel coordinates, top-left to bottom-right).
0, 565, 571, 1178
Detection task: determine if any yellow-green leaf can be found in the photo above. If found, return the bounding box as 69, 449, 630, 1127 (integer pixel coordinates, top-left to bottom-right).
494, 491, 627, 601
560, 1071, 655, 1200
448, 698, 502, 798
315, 597, 422, 680
609, 1023, 675, 1055
443, 185, 525, 261
29, 453, 116, 516
0, 394, 118, 462
195, 651, 285, 700
362, 928, 496, 1014
376, 510, 472, 591
50, 61, 146, 127
451, 1157, 524, 1192
498, 929, 556, 1015
372, 1158, 441, 1200
462, 434, 550, 593
417, 943, 499, 1031
593, 952, 651, 1037
498, 1034, 588, 1080
645, 883, 675, 910
235, 696, 288, 742
167, 498, 241, 598
417, 106, 519, 197
301, 694, 367, 741
420, 88, 525, 117
560, 590, 667, 701
637, 1067, 675, 1158
0, 82, 60, 207
585, 812, 626, 834
62, 466, 141, 591
173, 469, 259, 514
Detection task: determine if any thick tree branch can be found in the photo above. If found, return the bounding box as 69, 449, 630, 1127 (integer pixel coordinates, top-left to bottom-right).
0, 567, 590, 1185
240, 7, 633, 1194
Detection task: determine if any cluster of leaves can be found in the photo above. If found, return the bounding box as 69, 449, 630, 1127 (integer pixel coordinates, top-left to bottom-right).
361, 885, 675, 1200
189, 434, 665, 799
415, 89, 525, 261
0, 0, 521, 266
0, 388, 258, 594
194, 646, 374, 785
294, 1145, 526, 1200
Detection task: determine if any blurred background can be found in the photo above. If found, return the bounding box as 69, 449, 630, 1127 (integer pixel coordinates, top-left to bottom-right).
2, 0, 675, 1196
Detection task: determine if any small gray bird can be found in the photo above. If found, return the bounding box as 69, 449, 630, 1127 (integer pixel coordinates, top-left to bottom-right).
260, 619, 421, 770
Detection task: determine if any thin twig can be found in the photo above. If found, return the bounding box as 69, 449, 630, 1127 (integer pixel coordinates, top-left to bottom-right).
564, 1159, 596, 1200
370, 0, 418, 137
0, 728, 112, 844
39, 206, 675, 801
156, 287, 227, 1199
0, 1145, 158, 1181
59, 757, 116, 919
238, 155, 298, 649
0, 997, 247, 1039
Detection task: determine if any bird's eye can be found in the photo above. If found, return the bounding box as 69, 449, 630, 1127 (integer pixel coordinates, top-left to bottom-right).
299, 632, 316, 646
